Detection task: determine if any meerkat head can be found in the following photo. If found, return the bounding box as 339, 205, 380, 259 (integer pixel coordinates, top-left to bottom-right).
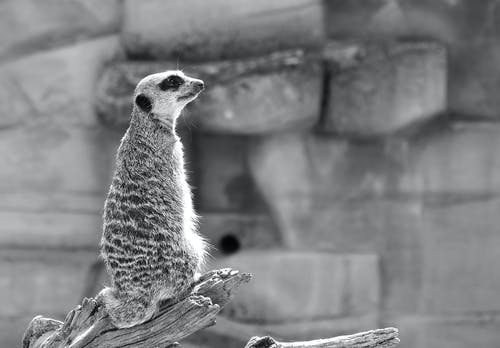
133, 70, 204, 126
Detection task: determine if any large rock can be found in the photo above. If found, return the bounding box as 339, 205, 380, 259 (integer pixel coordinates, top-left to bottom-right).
122, 0, 325, 60
0, 0, 120, 60
0, 35, 122, 128
212, 251, 379, 322
322, 41, 447, 136
96, 51, 322, 133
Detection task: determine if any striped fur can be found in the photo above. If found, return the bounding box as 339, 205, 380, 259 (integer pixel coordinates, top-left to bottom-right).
98, 71, 207, 328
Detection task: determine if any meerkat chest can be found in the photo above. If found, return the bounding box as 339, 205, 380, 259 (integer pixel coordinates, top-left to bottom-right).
172, 143, 196, 233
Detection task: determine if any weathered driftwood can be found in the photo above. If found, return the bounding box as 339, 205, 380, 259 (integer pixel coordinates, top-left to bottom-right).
23, 268, 399, 348
23, 269, 250, 348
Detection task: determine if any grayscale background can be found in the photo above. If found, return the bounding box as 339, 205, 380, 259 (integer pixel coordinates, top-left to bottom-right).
1, 1, 499, 347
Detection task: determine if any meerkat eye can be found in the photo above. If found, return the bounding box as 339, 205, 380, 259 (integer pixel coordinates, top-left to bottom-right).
158, 75, 184, 91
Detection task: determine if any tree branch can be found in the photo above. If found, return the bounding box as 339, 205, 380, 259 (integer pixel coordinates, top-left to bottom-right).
22, 268, 399, 348
244, 328, 400, 348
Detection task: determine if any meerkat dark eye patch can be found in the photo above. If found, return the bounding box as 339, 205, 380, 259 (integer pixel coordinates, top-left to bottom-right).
159, 75, 184, 91
135, 94, 152, 113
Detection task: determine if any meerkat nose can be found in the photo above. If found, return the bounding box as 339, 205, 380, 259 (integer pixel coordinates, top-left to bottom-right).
192, 80, 204, 92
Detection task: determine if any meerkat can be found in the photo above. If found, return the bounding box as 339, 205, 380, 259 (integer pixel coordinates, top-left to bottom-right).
97, 70, 208, 329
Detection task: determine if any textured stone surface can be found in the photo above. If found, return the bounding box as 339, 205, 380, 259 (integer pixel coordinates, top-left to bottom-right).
323, 41, 446, 136
0, 35, 122, 128
0, 211, 101, 249
248, 123, 500, 315
0, 315, 35, 348
122, 0, 325, 60
248, 124, 500, 247
96, 52, 322, 133
0, 192, 103, 214
393, 315, 500, 348
399, 122, 500, 195
0, 250, 95, 317
0, 0, 120, 60
190, 69, 321, 134
199, 213, 280, 257
189, 63, 322, 134
0, 125, 119, 193
324, 0, 500, 120
212, 251, 379, 322
0, 124, 119, 249
450, 40, 500, 119
419, 198, 500, 314
194, 135, 264, 211
248, 133, 407, 247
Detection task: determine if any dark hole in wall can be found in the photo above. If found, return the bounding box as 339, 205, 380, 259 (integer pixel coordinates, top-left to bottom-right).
219, 234, 241, 255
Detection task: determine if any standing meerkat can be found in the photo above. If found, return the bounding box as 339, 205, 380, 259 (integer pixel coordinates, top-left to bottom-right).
97, 70, 207, 328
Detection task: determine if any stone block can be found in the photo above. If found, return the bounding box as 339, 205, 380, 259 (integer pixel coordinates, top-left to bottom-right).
211, 251, 379, 322
449, 39, 500, 119
122, 0, 325, 60
323, 41, 446, 136
0, 125, 118, 194
96, 51, 322, 133
324, 0, 500, 120
0, 35, 122, 127
0, 250, 96, 317
194, 135, 264, 211
190, 67, 322, 134
199, 213, 280, 257
0, 0, 120, 60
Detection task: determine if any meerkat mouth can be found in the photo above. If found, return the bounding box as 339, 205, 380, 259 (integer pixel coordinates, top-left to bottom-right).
177, 92, 199, 101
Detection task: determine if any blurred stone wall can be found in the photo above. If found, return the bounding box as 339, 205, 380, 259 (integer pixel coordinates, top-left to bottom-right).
1, 1, 500, 347
0, 1, 123, 346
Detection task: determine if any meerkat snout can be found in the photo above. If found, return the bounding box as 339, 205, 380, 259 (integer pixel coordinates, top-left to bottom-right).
177, 78, 204, 102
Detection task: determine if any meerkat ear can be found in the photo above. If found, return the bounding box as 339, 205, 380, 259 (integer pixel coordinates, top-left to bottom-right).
135, 94, 152, 113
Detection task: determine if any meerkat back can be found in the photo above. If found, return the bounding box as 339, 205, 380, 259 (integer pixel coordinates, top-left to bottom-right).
97, 71, 207, 329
